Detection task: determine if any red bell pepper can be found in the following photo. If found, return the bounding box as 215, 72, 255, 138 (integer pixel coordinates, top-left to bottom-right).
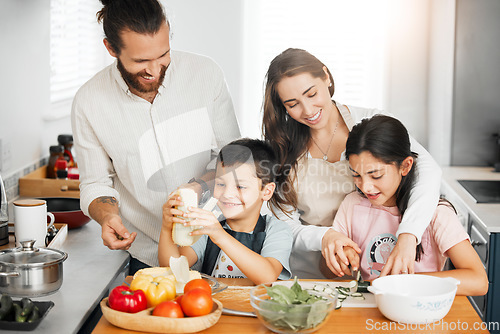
108, 285, 148, 313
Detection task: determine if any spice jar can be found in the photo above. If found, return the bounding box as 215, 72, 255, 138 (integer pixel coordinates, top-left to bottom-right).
47, 145, 65, 179
57, 134, 77, 168
56, 159, 68, 179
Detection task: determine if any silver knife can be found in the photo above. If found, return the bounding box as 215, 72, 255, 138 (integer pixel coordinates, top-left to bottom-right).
222, 307, 256, 317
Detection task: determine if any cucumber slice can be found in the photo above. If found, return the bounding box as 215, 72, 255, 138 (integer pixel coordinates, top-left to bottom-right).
323, 287, 334, 294
335, 300, 343, 309
351, 292, 364, 297
348, 280, 358, 294
337, 289, 350, 296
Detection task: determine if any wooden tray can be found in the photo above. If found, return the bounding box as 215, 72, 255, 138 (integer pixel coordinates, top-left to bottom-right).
1, 223, 68, 251
19, 165, 80, 199
100, 297, 222, 333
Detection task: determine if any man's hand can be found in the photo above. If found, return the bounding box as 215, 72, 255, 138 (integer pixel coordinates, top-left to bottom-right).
89, 196, 136, 251
380, 233, 417, 276
100, 213, 136, 250
321, 228, 361, 277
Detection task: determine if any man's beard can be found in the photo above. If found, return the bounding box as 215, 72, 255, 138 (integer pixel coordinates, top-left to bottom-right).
117, 59, 167, 93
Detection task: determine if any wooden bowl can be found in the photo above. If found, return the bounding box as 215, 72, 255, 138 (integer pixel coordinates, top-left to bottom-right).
100, 297, 222, 333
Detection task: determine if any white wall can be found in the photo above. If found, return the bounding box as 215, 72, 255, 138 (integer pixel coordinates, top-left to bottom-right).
427, 0, 456, 166
384, 0, 431, 147
162, 0, 245, 134
0, 0, 73, 178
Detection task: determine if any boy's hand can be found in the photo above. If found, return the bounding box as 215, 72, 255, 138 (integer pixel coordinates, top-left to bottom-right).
162, 194, 188, 231
183, 206, 224, 241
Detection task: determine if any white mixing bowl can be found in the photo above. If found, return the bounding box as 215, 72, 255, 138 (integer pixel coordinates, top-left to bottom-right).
368, 274, 459, 324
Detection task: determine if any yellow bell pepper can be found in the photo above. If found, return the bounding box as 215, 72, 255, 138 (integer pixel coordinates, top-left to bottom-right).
129, 274, 176, 307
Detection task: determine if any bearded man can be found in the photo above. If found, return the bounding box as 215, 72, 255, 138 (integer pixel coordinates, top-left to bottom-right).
71, 0, 240, 274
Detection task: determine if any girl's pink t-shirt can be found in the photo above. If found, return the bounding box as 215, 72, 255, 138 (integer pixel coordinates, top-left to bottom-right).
332, 192, 469, 281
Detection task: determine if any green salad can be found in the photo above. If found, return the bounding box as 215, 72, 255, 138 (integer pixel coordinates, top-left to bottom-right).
259, 278, 332, 332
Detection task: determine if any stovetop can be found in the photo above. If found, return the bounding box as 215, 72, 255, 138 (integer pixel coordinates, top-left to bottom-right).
458, 180, 500, 203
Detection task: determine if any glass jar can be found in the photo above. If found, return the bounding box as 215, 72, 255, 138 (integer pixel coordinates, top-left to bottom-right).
47, 145, 65, 179
57, 134, 77, 168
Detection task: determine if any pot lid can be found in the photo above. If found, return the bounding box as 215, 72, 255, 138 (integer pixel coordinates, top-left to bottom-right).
0, 240, 67, 266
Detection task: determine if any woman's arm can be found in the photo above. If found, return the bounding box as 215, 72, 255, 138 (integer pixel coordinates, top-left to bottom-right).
272, 205, 329, 252
380, 136, 442, 276
423, 240, 488, 296
267, 202, 361, 276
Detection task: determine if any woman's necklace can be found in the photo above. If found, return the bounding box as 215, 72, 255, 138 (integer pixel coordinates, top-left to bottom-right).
311, 118, 339, 161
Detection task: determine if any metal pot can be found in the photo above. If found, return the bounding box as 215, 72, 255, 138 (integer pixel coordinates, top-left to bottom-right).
0, 240, 68, 297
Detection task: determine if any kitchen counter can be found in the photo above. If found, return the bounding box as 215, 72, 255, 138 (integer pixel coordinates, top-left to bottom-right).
1, 221, 130, 334
441, 166, 500, 233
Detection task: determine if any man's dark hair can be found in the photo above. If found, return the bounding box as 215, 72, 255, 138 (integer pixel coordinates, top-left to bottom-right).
97, 0, 167, 55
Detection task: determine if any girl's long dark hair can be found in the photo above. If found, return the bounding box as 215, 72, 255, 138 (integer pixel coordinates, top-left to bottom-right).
262, 48, 335, 212
345, 115, 424, 261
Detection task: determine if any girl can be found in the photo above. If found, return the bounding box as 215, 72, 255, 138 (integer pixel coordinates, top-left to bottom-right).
262, 48, 442, 278
329, 115, 487, 296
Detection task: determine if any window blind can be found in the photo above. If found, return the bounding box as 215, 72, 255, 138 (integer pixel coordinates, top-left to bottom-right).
50, 0, 104, 103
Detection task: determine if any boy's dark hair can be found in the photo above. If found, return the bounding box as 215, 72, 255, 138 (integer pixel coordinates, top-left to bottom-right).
345, 115, 424, 261
97, 0, 167, 55
217, 138, 287, 215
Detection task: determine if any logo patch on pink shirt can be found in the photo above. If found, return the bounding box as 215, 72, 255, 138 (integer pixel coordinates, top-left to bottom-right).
367, 233, 397, 274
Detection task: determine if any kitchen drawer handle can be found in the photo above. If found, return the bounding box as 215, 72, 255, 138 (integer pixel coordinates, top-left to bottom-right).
0, 272, 20, 277
471, 240, 485, 247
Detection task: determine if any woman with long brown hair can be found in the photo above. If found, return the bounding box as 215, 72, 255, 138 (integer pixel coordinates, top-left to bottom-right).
262, 48, 442, 278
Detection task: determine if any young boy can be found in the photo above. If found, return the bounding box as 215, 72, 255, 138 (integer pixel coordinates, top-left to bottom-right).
159, 138, 292, 284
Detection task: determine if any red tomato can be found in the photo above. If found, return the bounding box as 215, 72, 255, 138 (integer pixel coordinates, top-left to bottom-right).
174, 294, 183, 305
183, 279, 212, 295
181, 288, 213, 317
152, 301, 184, 318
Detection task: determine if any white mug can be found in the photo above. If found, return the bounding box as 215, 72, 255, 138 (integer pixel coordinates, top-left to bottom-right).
14, 199, 55, 248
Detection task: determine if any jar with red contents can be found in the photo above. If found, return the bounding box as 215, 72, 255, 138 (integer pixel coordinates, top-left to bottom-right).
57, 134, 77, 168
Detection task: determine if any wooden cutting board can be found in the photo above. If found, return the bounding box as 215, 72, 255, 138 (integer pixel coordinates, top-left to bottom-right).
214, 286, 254, 313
